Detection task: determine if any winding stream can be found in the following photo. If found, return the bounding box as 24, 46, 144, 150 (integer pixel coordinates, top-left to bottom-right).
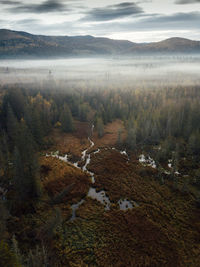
47, 125, 138, 219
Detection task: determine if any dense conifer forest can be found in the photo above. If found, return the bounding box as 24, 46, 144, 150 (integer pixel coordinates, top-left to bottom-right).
0, 79, 200, 266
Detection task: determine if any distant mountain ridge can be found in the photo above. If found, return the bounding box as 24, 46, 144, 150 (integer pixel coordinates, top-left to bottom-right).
0, 29, 200, 58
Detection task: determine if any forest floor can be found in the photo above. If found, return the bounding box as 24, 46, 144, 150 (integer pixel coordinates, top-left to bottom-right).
14, 119, 200, 267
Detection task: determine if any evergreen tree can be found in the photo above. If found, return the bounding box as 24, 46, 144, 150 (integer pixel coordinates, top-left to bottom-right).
0, 132, 9, 179
3, 88, 25, 121
188, 131, 200, 155
96, 117, 104, 138
126, 128, 136, 150
117, 129, 123, 146
6, 105, 19, 149
60, 104, 74, 133
0, 201, 9, 240
79, 103, 89, 122
25, 107, 43, 147
13, 120, 41, 209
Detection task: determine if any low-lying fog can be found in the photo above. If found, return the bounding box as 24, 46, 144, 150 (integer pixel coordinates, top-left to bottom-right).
0, 56, 200, 88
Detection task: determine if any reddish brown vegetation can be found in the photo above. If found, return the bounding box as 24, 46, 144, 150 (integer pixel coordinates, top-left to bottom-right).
41, 156, 91, 203
13, 120, 199, 266
92, 119, 126, 150
84, 148, 200, 266
46, 121, 91, 158
97, 210, 179, 267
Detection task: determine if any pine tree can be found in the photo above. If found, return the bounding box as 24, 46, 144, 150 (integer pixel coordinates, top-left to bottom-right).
12, 120, 41, 209
79, 103, 89, 122
25, 107, 43, 147
6, 105, 19, 149
117, 129, 123, 146
96, 117, 104, 138
0, 201, 9, 240
60, 104, 74, 133
188, 131, 200, 155
127, 128, 136, 150
0, 132, 9, 179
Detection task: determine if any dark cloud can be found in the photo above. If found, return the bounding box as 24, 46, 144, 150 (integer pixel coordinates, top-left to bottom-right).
6, 0, 70, 14
142, 12, 200, 28
136, 0, 152, 3
8, 11, 200, 37
85, 11, 200, 34
82, 2, 143, 21
0, 1, 199, 41
175, 0, 200, 4
0, 0, 22, 5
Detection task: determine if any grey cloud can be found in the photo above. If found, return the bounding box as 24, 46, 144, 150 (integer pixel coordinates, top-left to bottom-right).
83, 11, 200, 35
11, 11, 200, 36
175, 0, 200, 4
143, 12, 200, 27
7, 18, 82, 36
82, 2, 143, 21
136, 0, 152, 3
0, 0, 22, 5
131, 11, 200, 30
16, 19, 42, 25
6, 0, 70, 14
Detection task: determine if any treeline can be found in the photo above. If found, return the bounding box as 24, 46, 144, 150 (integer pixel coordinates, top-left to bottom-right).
0, 83, 200, 265
84, 86, 200, 154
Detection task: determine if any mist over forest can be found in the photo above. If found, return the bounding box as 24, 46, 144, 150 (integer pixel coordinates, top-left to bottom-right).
1, 0, 200, 265
1, 56, 200, 87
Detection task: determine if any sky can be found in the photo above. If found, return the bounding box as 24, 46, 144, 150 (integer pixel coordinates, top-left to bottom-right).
0, 0, 200, 42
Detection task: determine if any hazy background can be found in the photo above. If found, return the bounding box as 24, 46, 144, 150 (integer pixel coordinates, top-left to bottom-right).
0, 56, 200, 88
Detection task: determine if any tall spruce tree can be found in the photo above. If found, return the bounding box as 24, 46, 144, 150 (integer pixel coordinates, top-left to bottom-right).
127, 128, 137, 150
60, 104, 74, 133
6, 105, 19, 150
96, 117, 104, 138
13, 120, 41, 209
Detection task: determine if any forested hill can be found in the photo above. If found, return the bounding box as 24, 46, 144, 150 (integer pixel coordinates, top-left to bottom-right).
0, 29, 134, 58
0, 29, 200, 58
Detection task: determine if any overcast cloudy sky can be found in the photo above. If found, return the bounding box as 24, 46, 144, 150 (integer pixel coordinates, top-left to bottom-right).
0, 0, 200, 42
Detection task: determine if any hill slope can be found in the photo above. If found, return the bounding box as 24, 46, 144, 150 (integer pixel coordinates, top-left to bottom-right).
0, 29, 134, 58
0, 29, 200, 58
127, 37, 200, 54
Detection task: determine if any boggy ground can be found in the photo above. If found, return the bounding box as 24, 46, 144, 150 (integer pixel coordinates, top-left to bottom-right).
92, 119, 126, 151
39, 120, 200, 266
41, 156, 91, 205
11, 120, 199, 266
46, 121, 91, 159
83, 148, 200, 267
46, 119, 126, 159
8, 156, 92, 263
